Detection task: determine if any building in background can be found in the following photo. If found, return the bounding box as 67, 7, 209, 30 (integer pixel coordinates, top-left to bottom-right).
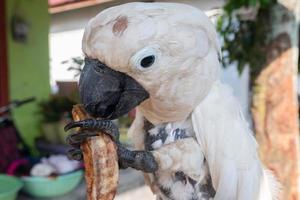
1, 0, 50, 148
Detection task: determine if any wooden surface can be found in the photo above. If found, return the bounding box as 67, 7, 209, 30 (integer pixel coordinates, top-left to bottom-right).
0, 0, 9, 107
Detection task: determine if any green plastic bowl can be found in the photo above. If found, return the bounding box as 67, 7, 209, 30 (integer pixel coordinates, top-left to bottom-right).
21, 170, 83, 198
0, 175, 23, 200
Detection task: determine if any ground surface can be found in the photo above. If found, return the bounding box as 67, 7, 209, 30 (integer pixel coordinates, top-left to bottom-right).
18, 169, 155, 200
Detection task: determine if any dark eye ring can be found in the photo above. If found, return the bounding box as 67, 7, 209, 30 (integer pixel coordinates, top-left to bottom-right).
140, 55, 155, 68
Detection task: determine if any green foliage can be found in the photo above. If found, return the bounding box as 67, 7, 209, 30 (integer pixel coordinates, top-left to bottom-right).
224, 0, 275, 13
218, 0, 276, 80
37, 95, 76, 123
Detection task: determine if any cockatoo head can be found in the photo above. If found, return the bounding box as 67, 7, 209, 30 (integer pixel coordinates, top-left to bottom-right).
80, 2, 221, 124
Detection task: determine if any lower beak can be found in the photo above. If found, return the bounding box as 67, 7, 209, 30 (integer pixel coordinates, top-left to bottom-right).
79, 57, 149, 119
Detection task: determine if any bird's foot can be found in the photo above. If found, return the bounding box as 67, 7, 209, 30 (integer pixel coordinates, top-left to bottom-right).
64, 119, 119, 142
64, 119, 158, 172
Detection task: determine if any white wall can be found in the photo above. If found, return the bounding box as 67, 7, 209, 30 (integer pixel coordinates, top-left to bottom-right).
49, 29, 84, 91
49, 0, 251, 117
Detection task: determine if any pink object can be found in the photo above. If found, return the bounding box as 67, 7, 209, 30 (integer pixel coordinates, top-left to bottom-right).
7, 159, 29, 175
128, 109, 136, 119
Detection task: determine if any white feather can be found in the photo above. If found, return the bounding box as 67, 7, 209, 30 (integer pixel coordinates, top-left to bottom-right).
192, 81, 280, 199
83, 2, 280, 199
82, 2, 220, 124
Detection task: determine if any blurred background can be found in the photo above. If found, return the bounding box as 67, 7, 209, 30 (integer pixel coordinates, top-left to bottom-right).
0, 0, 299, 199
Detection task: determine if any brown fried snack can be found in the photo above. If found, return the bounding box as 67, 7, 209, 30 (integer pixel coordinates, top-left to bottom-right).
72, 104, 118, 200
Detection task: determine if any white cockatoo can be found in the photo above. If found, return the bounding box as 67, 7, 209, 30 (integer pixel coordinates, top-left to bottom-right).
65, 2, 280, 200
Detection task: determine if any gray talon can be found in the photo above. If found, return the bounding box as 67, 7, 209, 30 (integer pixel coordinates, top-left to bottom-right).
65, 119, 158, 173
67, 148, 83, 161
66, 131, 98, 148
117, 145, 158, 173
134, 151, 158, 172
64, 119, 119, 141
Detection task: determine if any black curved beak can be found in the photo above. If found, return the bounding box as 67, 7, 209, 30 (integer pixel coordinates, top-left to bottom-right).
79, 57, 149, 119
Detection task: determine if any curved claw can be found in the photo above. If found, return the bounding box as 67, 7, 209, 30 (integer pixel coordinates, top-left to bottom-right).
64, 121, 85, 132
64, 119, 113, 131
67, 148, 83, 161
64, 119, 119, 141
66, 131, 98, 148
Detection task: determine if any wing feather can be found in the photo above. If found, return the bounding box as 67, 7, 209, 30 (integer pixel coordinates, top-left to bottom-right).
191, 81, 279, 200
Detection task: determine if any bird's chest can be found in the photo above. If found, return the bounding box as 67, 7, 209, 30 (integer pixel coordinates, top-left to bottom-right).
144, 120, 193, 151
143, 119, 214, 200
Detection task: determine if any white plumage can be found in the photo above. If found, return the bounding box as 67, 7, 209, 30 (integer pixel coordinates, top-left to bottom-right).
82, 2, 280, 199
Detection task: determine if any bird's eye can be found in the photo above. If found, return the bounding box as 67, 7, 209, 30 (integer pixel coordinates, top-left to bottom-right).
140, 55, 155, 68
131, 45, 160, 71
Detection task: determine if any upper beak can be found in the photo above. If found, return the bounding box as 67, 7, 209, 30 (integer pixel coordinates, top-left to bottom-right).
79, 57, 149, 119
